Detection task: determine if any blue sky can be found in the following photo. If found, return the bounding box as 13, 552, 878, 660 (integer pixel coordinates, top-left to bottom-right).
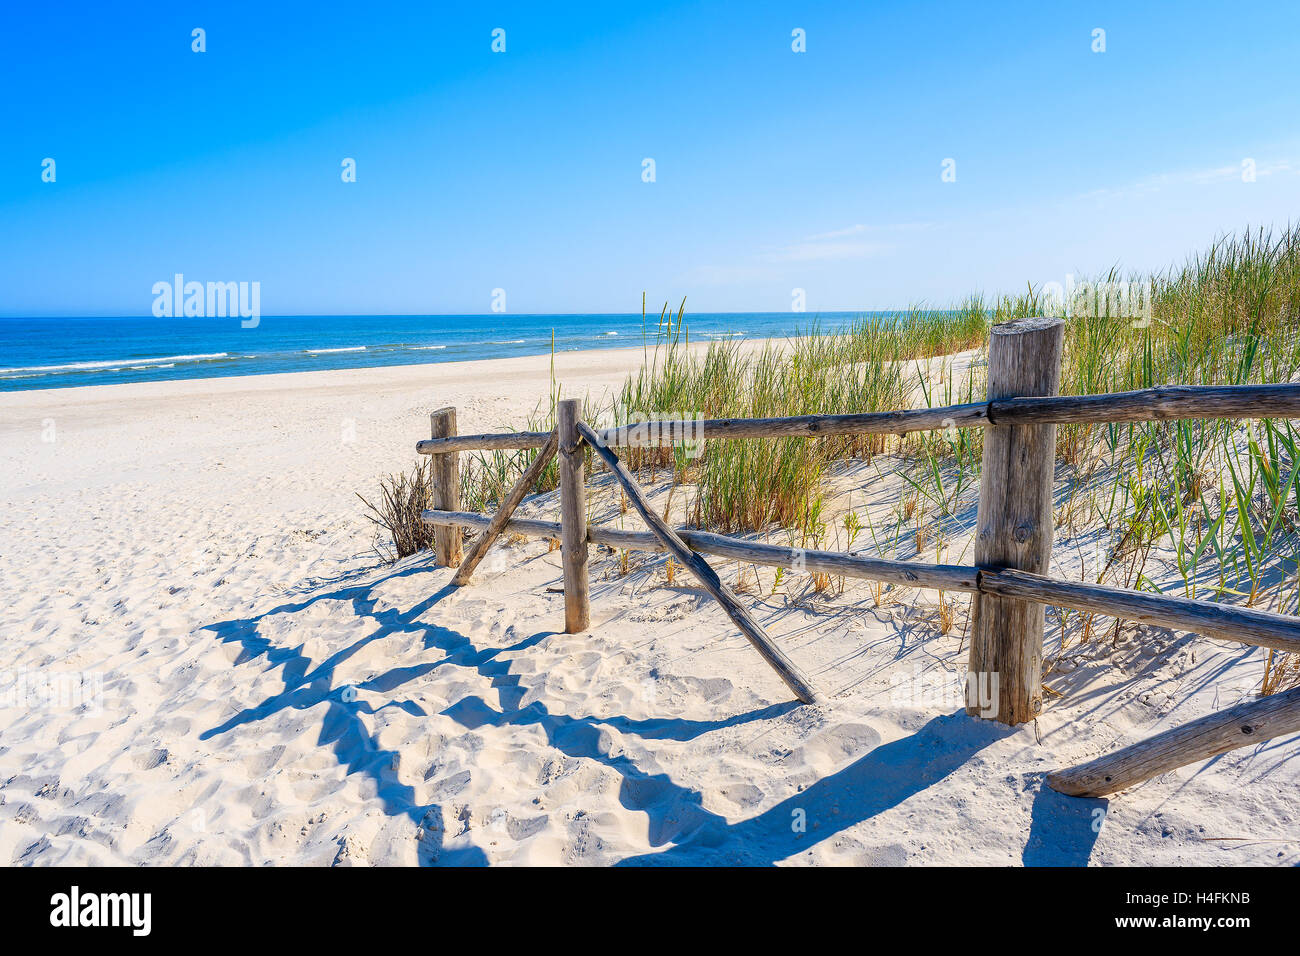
3, 0, 1299, 316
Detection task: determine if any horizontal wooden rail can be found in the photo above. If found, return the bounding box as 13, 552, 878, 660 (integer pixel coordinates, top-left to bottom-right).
419, 429, 554, 453
420, 509, 1300, 654
415, 384, 1300, 454
412, 405, 984, 454
422, 510, 978, 593
1047, 685, 1300, 797
980, 569, 1300, 654
596, 405, 988, 446
991, 383, 1300, 426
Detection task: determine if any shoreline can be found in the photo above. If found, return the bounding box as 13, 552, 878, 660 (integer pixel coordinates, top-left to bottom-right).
0, 338, 774, 417
0, 345, 686, 413
0, 310, 854, 395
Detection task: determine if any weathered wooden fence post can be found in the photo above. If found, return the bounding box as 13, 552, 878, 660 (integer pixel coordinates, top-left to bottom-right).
430, 407, 463, 567
967, 316, 1065, 724
557, 398, 590, 632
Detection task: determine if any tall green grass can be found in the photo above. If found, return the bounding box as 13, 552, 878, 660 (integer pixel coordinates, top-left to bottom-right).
615, 304, 996, 537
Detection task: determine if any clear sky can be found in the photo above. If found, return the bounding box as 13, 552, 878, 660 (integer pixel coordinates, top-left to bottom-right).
3, 0, 1298, 316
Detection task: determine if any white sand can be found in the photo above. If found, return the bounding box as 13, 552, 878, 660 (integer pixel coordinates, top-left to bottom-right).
1, 347, 1295, 866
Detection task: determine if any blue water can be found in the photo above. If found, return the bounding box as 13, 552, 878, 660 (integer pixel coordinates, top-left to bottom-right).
0, 313, 868, 392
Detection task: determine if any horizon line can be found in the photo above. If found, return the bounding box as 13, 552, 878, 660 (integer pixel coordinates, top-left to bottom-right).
0, 308, 950, 320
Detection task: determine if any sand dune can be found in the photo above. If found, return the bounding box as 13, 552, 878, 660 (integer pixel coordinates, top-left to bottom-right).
1, 348, 1294, 865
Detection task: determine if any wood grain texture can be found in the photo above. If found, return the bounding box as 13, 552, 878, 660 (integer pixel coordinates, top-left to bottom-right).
451, 430, 558, 586
595, 404, 990, 446
967, 317, 1065, 725
557, 399, 590, 633
575, 421, 819, 704
424, 510, 558, 539
417, 406, 988, 454
1047, 686, 1300, 796
429, 407, 463, 567
418, 430, 553, 453
991, 383, 1300, 425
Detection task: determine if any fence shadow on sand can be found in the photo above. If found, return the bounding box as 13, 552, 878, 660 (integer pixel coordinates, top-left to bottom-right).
198, 561, 1109, 865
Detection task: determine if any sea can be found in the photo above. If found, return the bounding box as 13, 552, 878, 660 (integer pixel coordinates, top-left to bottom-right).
0, 312, 868, 392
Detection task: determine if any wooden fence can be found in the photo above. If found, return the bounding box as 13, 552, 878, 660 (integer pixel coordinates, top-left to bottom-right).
416, 316, 1300, 799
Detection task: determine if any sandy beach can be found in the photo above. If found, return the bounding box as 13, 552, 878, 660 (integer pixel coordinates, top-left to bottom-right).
1, 346, 1295, 866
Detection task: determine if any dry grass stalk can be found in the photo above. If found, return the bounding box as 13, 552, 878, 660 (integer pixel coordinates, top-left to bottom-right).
356, 458, 438, 562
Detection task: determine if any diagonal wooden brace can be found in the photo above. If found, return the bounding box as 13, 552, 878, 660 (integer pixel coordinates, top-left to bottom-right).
452, 429, 559, 586
575, 420, 818, 705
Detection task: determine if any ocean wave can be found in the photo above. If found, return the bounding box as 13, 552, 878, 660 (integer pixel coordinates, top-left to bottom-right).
0, 353, 230, 374
305, 346, 367, 354
487, 339, 526, 345
409, 345, 447, 350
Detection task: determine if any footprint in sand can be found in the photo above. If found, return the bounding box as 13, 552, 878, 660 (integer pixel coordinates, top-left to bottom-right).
790, 722, 884, 777
131, 748, 170, 771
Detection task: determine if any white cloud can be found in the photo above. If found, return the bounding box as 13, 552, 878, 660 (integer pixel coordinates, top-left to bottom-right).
764, 221, 936, 262
802, 223, 867, 241
678, 221, 932, 290
764, 239, 892, 262
1077, 159, 1296, 202
801, 221, 935, 242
